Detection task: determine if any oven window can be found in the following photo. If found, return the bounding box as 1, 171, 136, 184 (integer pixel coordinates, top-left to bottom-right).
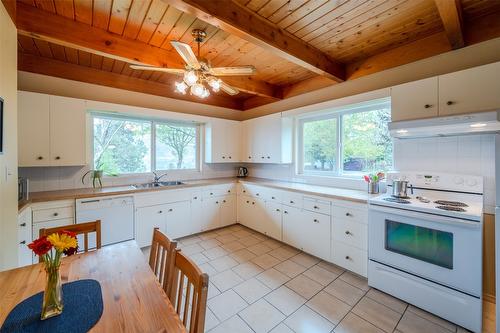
385, 220, 453, 269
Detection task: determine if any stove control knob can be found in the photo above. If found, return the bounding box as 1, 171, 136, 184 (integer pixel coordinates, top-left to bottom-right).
453, 176, 464, 185
465, 178, 478, 187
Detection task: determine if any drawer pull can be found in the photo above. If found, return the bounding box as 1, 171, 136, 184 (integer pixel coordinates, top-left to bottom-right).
243, 190, 246, 193
193, 196, 198, 200
446, 101, 455, 106
313, 219, 319, 223
55, 156, 61, 160
272, 196, 275, 199
227, 190, 231, 193
37, 156, 44, 160
345, 212, 352, 217
210, 192, 214, 195
222, 156, 226, 159
216, 201, 219, 204
256, 193, 260, 196
313, 205, 319, 209
223, 200, 226, 203
424, 104, 432, 109
345, 230, 352, 235
284, 211, 288, 214
158, 210, 163, 214
53, 212, 59, 217
168, 209, 173, 212
20, 223, 26, 227
229, 156, 232, 159
246, 200, 250, 203
252, 202, 255, 205
345, 256, 351, 260
276, 209, 280, 212
290, 200, 294, 204
20, 240, 26, 245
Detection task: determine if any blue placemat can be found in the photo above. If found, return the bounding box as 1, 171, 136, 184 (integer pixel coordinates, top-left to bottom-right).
1, 279, 103, 333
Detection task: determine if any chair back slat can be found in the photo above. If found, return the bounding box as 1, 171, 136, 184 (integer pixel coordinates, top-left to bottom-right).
169, 250, 209, 333
39, 220, 101, 262
148, 228, 177, 295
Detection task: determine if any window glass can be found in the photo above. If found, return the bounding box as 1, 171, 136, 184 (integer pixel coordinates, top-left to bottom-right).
93, 116, 151, 174
155, 123, 198, 170
302, 118, 337, 173
342, 108, 392, 174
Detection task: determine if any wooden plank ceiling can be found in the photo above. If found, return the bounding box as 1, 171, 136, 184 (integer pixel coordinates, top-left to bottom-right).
14, 0, 500, 110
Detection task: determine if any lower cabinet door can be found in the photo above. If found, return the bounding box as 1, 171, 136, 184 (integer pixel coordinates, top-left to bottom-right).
220, 195, 237, 227
263, 202, 282, 240
190, 193, 204, 234
332, 241, 368, 277
302, 211, 331, 261
282, 206, 304, 250
201, 197, 220, 231
165, 201, 192, 240
135, 205, 166, 248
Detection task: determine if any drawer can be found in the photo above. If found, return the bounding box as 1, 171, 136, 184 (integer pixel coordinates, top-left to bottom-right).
203, 183, 236, 198
32, 217, 75, 239
332, 241, 367, 277
333, 204, 368, 224
333, 218, 367, 250
282, 191, 302, 208
303, 197, 331, 215
260, 187, 283, 203
135, 189, 191, 207
33, 205, 74, 223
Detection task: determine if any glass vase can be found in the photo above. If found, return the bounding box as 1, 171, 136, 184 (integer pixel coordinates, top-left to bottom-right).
41, 264, 64, 320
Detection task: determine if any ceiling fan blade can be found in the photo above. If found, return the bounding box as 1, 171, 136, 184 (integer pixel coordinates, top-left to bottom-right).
208, 66, 256, 76
170, 41, 201, 69
129, 65, 185, 74
220, 81, 239, 96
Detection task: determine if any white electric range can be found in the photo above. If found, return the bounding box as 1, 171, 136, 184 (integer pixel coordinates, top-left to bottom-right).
368, 172, 484, 333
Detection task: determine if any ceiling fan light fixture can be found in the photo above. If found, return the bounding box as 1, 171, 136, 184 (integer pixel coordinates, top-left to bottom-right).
174, 81, 188, 94
184, 70, 198, 86
191, 83, 206, 98
208, 77, 221, 92
201, 87, 210, 99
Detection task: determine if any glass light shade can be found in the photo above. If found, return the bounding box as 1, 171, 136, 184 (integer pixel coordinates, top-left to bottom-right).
201, 87, 210, 98
208, 77, 221, 92
190, 83, 205, 97
183, 70, 198, 86
174, 81, 188, 94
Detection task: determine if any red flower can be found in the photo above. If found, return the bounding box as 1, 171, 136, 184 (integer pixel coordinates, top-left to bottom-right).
28, 236, 53, 256
63, 246, 78, 256
59, 230, 77, 238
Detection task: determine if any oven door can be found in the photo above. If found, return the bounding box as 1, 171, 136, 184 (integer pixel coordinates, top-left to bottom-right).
368, 205, 482, 297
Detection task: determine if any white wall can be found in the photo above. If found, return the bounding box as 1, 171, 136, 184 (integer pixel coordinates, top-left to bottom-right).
0, 3, 19, 270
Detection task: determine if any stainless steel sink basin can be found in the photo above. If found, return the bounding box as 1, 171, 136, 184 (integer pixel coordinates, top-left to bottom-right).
132, 181, 184, 189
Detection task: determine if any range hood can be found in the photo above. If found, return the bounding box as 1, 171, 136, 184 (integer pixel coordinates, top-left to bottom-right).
389, 111, 500, 139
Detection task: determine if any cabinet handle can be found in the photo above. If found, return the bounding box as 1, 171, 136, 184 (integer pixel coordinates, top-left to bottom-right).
243, 190, 246, 193
168, 208, 173, 212
424, 104, 432, 109
227, 190, 231, 193
246, 200, 250, 203
345, 256, 351, 260
20, 223, 26, 227
290, 200, 294, 204
252, 202, 255, 205
37, 156, 44, 160
284, 211, 288, 214
228, 156, 232, 159
158, 210, 163, 214
313, 205, 319, 209
272, 196, 275, 199
267, 156, 270, 159
55, 156, 61, 160
222, 156, 226, 159
20, 240, 26, 245
345, 230, 352, 235
193, 196, 198, 200
446, 101, 454, 106
223, 200, 226, 203
345, 212, 352, 217
53, 212, 59, 217
216, 201, 219, 204
210, 192, 213, 195
248, 156, 252, 159
276, 209, 280, 212
313, 219, 319, 223
256, 193, 259, 196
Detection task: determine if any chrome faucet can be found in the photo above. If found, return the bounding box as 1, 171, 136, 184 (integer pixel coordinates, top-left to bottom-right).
152, 171, 168, 185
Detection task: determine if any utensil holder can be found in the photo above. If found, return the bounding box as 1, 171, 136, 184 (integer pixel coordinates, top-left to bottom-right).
368, 182, 379, 194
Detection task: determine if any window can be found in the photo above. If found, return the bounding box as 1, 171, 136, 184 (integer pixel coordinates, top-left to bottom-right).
298, 100, 392, 177
92, 114, 199, 175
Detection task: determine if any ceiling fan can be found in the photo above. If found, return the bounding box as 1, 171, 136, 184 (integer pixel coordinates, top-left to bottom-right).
130, 29, 256, 98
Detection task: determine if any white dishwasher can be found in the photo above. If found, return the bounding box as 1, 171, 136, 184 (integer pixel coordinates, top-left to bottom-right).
76, 195, 134, 248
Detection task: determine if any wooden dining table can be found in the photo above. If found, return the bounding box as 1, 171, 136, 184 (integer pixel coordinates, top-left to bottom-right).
0, 241, 187, 332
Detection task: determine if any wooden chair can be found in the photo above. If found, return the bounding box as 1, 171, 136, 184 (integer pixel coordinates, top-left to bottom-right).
39, 220, 101, 262
148, 228, 177, 295
169, 249, 209, 333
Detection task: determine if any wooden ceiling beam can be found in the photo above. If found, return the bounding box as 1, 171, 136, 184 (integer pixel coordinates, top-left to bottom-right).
18, 52, 242, 110
162, 0, 345, 82
15, 2, 281, 100
434, 0, 464, 49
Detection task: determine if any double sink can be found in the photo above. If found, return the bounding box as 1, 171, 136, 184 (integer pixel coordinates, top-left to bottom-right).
132, 181, 185, 189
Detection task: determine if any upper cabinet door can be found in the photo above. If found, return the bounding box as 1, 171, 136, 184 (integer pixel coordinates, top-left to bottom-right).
49, 96, 87, 166
205, 118, 241, 163
391, 77, 438, 122
18, 91, 51, 167
438, 62, 500, 116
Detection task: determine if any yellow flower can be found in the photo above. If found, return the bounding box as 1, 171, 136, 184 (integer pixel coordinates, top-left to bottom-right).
47, 232, 78, 252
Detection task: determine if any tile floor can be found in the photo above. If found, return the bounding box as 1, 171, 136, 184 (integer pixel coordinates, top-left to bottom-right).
143, 224, 494, 333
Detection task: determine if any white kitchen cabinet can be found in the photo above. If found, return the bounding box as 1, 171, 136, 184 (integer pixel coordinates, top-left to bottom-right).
438, 62, 500, 116
263, 201, 282, 240
391, 77, 438, 121
302, 211, 331, 261
220, 195, 237, 227
18, 91, 50, 166
18, 91, 87, 167
241, 113, 292, 164
190, 191, 204, 234
282, 206, 304, 250
332, 241, 367, 277
205, 118, 241, 163
201, 197, 221, 231
18, 207, 33, 267
135, 204, 166, 248
165, 200, 192, 240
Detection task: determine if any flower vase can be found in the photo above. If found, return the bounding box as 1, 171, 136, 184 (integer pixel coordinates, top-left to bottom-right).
41, 264, 64, 320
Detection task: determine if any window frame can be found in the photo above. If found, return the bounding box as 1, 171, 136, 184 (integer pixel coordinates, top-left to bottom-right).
297, 99, 392, 178
90, 112, 201, 177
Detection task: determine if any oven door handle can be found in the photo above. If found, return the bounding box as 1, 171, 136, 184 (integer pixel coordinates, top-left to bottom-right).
369, 204, 481, 228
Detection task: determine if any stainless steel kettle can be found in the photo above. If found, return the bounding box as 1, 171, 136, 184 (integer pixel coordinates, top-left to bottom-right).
392, 179, 413, 198
237, 167, 248, 178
